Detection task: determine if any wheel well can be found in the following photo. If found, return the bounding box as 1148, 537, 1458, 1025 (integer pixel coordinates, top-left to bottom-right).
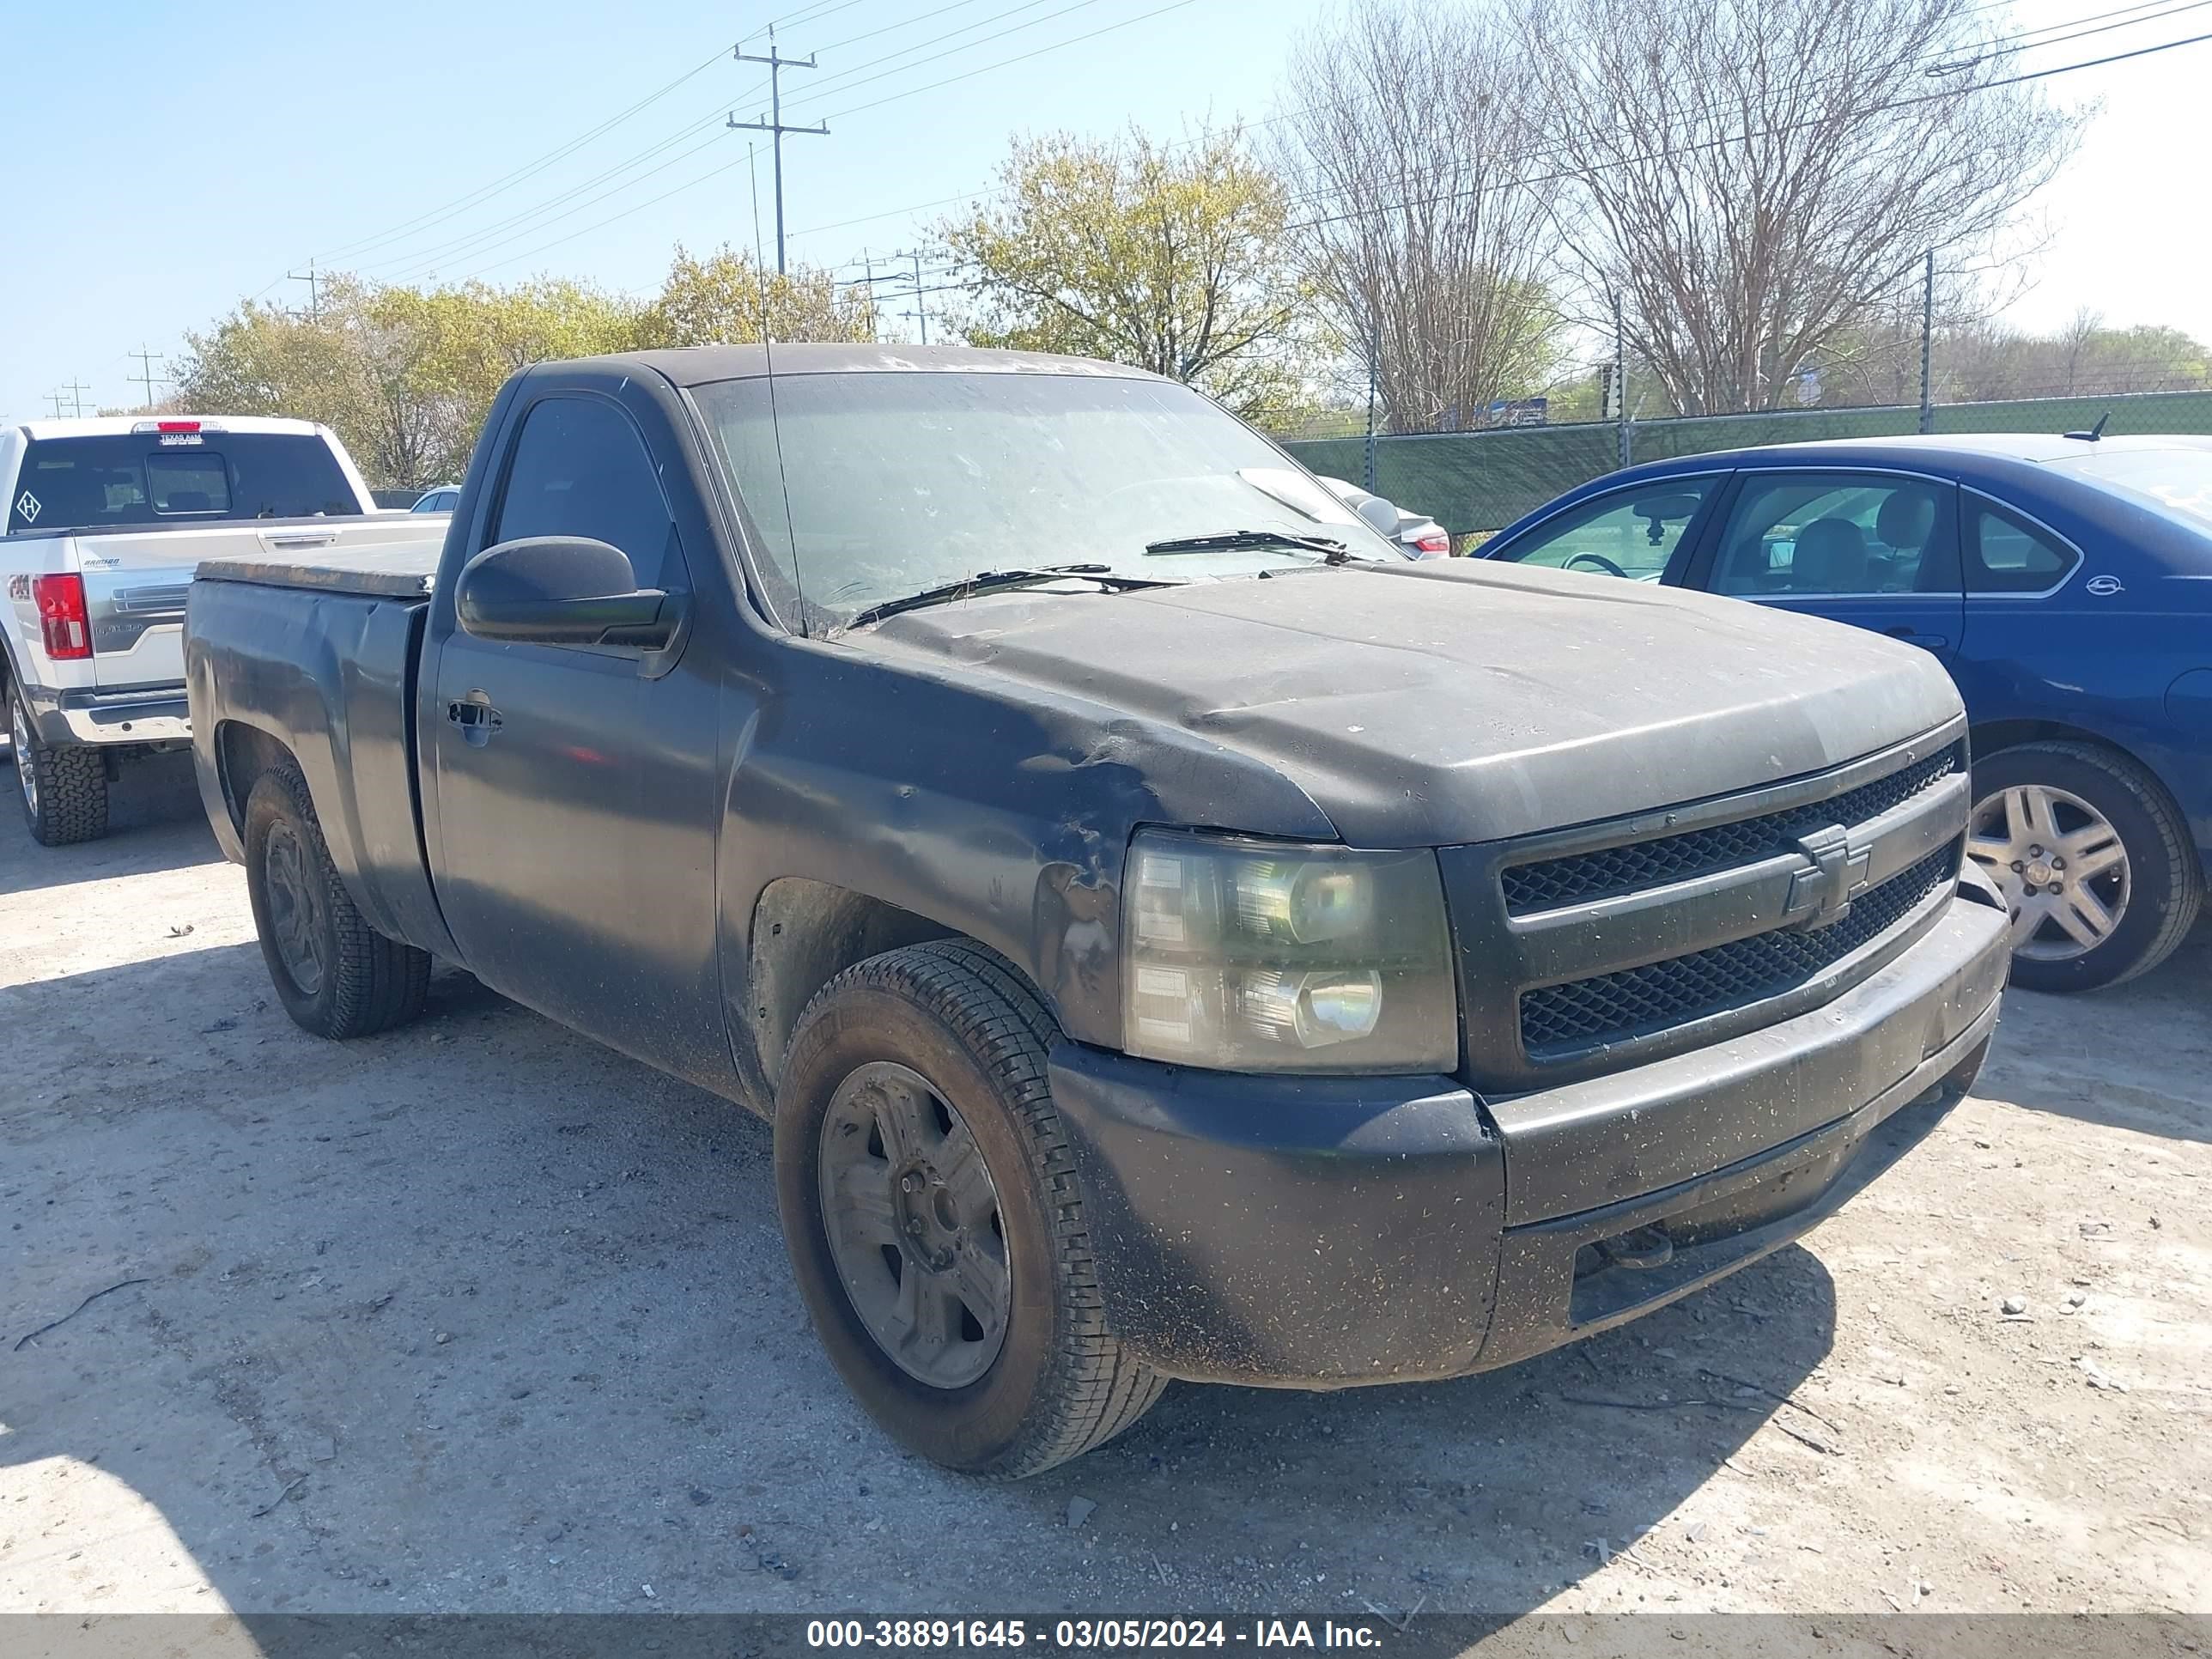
215, 722, 300, 836
1968, 717, 2115, 764
745, 878, 963, 1092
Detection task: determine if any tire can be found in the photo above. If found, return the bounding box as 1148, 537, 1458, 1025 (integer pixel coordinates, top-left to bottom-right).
775, 940, 1164, 1478
10, 685, 108, 846
242, 767, 430, 1038
1967, 740, 2203, 994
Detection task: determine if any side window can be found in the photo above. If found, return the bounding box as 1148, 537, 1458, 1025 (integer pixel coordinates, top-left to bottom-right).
1711, 473, 1956, 598
492, 397, 684, 590
1967, 501, 2080, 593
1495, 478, 1717, 580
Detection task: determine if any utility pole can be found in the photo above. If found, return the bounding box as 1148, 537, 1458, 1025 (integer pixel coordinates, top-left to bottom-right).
1612, 290, 1632, 470
130, 345, 171, 411
46, 389, 69, 419
860, 246, 877, 343
1363, 310, 1379, 493
289, 260, 322, 322
898, 249, 930, 345
65, 380, 93, 418
729, 27, 827, 275
1918, 249, 1936, 435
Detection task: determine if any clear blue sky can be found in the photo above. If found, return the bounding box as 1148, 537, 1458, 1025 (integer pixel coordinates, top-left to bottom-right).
0, 0, 2203, 424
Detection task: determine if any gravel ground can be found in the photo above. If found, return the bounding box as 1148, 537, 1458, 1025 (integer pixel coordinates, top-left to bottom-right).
2, 758, 2208, 1622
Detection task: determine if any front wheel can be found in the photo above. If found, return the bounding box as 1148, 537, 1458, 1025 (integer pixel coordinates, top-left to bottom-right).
10, 688, 109, 846
1966, 740, 2203, 993
775, 941, 1164, 1477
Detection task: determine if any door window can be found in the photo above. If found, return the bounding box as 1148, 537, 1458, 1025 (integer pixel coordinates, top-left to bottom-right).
1492, 478, 1718, 579
492, 397, 684, 589
1966, 501, 2080, 593
1711, 474, 1957, 597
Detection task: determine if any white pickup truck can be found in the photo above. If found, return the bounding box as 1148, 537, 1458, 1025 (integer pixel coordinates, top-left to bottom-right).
2, 416, 441, 843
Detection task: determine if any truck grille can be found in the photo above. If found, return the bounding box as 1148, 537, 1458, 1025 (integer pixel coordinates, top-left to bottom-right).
1502, 744, 1961, 914
1437, 723, 1972, 1091
1518, 842, 1960, 1056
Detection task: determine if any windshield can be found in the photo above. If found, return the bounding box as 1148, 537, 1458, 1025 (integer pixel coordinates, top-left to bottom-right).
2054, 447, 2212, 536
690, 370, 1398, 629
6, 434, 360, 534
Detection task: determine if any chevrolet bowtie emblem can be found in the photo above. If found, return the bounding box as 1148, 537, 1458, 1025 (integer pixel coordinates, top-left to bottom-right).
1784, 824, 1872, 929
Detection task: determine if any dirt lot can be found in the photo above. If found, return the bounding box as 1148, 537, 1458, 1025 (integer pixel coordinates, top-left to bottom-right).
3, 760, 2208, 1623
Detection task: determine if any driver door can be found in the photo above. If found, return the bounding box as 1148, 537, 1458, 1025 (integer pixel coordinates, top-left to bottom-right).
427, 382, 726, 1071
1484, 473, 1730, 583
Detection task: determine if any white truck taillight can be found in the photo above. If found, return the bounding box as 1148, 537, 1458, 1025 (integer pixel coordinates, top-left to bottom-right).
33, 573, 91, 659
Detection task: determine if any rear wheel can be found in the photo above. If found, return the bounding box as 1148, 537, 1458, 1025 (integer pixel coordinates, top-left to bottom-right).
775, 941, 1164, 1477
1966, 740, 2202, 993
10, 687, 108, 846
243, 767, 430, 1037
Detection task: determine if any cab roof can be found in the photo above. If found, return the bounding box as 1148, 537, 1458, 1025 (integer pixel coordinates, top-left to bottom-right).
597, 343, 1167, 388
16, 414, 332, 441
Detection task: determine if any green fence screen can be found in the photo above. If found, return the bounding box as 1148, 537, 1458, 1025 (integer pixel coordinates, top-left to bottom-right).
1281, 388, 2212, 536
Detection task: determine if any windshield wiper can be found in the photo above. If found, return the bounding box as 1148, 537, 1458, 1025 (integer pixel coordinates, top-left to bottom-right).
1144, 529, 1356, 562
844, 563, 1180, 629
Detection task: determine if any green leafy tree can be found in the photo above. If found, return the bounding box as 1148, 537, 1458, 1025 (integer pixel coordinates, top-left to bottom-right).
176, 276, 649, 489
638, 244, 876, 347
937, 127, 1313, 415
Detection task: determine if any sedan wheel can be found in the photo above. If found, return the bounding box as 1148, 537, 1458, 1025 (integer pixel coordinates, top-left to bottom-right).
1966, 782, 2129, 963
1963, 740, 2202, 993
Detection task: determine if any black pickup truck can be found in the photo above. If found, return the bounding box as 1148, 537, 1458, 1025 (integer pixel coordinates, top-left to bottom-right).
185, 344, 2009, 1476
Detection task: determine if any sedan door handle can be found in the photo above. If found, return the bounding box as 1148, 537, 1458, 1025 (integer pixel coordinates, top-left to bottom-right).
1882, 626, 1948, 649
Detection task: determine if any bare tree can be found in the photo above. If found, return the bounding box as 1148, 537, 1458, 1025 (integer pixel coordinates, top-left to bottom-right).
1521, 0, 2081, 414
2058, 306, 2104, 397
1276, 2, 1565, 432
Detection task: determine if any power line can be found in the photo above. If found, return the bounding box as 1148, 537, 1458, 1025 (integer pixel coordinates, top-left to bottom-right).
810, 0, 1205, 125
731, 27, 830, 274
1929, 0, 2212, 70
312, 45, 735, 266
778, 0, 1117, 113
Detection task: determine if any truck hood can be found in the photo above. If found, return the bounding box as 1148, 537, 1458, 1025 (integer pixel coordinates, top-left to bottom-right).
864, 559, 1963, 847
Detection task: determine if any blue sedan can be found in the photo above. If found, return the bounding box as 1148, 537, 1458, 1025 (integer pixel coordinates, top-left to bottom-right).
1479, 433, 2212, 992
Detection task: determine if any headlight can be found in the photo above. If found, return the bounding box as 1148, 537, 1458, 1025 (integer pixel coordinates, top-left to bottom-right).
1121, 830, 1457, 1074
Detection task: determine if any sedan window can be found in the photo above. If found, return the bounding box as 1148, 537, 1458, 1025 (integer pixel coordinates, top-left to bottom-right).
1966, 501, 2080, 594
1712, 474, 1957, 598
1489, 479, 1717, 580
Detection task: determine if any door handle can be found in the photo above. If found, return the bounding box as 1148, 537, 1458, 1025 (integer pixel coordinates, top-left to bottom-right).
265, 531, 338, 550
446, 696, 503, 746
1882, 626, 1948, 649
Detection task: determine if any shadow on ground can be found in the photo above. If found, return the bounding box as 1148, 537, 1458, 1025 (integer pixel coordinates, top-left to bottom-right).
1973, 918, 2212, 1144
0, 750, 215, 898
0, 933, 1841, 1619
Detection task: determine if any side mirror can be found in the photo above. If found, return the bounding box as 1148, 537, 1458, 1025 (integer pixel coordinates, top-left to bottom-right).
455, 537, 679, 648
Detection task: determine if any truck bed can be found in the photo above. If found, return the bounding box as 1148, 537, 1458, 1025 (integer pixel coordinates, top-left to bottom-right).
195, 543, 441, 599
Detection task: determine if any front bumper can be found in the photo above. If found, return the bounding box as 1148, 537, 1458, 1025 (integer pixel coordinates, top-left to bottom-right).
18, 681, 191, 746
1046, 884, 2008, 1389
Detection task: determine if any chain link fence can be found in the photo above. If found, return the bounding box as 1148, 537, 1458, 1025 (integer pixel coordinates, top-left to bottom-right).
1277, 387, 2212, 538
